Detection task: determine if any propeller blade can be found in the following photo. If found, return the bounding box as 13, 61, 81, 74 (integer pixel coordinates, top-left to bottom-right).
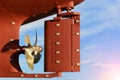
33, 31, 37, 46
10, 50, 24, 72
24, 35, 32, 47
23, 31, 43, 70
33, 46, 43, 63
24, 48, 34, 70
34, 53, 41, 64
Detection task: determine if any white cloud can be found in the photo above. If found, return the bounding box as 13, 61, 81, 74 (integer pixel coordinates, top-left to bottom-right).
92, 62, 115, 68
81, 60, 95, 64
83, 45, 97, 51
81, 43, 117, 68
81, 60, 115, 68
80, 0, 120, 38
81, 44, 99, 57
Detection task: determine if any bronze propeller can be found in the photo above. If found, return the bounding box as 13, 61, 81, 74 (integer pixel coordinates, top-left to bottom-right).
23, 32, 42, 70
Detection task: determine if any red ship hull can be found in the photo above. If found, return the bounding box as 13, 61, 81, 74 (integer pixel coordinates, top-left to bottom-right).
0, 0, 83, 78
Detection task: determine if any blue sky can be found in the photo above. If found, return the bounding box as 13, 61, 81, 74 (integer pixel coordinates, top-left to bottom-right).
1, 0, 120, 80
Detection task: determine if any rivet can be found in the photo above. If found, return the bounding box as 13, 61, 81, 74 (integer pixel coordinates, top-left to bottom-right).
45, 75, 49, 78
55, 60, 60, 64
34, 74, 38, 78
16, 48, 20, 51
55, 51, 60, 54
32, 14, 36, 17
20, 74, 24, 77
76, 49, 80, 52
10, 58, 12, 61
10, 39, 14, 41
11, 21, 15, 25
55, 32, 60, 36
75, 32, 80, 36
55, 42, 60, 45
45, 11, 47, 14
76, 63, 80, 66
9, 48, 13, 51
75, 20, 80, 23
55, 23, 60, 27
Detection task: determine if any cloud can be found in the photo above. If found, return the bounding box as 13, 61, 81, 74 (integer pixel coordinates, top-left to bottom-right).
79, 0, 120, 38
92, 62, 115, 68
83, 45, 97, 51
81, 44, 98, 57
81, 60, 95, 64
81, 43, 116, 68
81, 60, 115, 68
81, 44, 116, 68
79, 0, 120, 70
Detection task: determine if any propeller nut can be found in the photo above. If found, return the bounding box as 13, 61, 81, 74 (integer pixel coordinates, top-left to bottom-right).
55, 51, 60, 54
11, 21, 16, 25
55, 32, 60, 36
55, 42, 60, 45
75, 49, 80, 52
75, 20, 80, 23
10, 39, 14, 42
76, 63, 80, 66
55, 60, 60, 64
75, 32, 80, 36
45, 75, 49, 78
55, 23, 60, 27
20, 74, 24, 77
34, 74, 38, 78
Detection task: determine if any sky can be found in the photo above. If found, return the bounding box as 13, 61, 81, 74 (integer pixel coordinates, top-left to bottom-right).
1, 0, 120, 80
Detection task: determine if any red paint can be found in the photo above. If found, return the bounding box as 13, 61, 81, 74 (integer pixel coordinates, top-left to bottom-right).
44, 12, 80, 72
0, 0, 83, 78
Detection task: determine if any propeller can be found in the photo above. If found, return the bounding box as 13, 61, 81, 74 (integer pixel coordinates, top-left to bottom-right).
23, 32, 43, 70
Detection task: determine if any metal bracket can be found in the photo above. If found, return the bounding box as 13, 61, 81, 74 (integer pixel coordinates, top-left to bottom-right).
0, 40, 62, 78
0, 72, 62, 78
